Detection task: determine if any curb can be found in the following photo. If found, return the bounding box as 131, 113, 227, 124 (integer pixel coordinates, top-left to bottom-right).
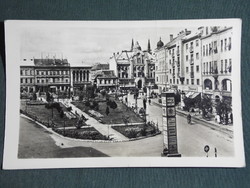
152, 101, 233, 136
20, 113, 161, 143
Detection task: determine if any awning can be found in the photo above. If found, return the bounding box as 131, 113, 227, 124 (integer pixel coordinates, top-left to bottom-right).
185, 92, 194, 98
190, 92, 201, 99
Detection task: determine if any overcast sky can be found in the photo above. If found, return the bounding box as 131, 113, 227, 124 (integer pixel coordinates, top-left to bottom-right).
20, 22, 198, 66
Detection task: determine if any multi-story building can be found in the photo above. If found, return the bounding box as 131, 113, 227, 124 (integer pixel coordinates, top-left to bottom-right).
70, 65, 91, 93
164, 29, 191, 91
33, 58, 71, 93
154, 38, 167, 93
201, 26, 232, 101
20, 59, 35, 93
109, 40, 155, 91
181, 29, 203, 98
94, 70, 118, 90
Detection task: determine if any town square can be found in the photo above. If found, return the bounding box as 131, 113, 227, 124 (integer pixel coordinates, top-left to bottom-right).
18, 22, 234, 158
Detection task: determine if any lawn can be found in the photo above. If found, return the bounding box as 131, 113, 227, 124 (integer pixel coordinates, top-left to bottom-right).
72, 97, 144, 124
20, 101, 78, 128
53, 127, 108, 140
112, 123, 160, 139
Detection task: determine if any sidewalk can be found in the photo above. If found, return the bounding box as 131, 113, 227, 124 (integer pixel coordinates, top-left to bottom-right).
59, 99, 129, 141
151, 98, 234, 134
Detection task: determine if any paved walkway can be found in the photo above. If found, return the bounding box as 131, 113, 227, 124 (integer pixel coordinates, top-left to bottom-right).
151, 98, 234, 134
59, 99, 129, 141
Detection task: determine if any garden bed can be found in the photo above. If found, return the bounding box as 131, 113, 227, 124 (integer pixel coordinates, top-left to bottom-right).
53, 127, 109, 140
20, 101, 78, 128
112, 123, 160, 139
72, 97, 144, 124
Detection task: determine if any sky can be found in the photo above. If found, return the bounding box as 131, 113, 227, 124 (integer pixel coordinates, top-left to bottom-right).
20, 21, 199, 66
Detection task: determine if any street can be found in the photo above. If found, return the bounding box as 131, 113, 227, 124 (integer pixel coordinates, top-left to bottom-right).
19, 93, 234, 158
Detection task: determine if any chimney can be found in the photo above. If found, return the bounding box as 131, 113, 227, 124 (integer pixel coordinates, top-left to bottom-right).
170, 34, 173, 41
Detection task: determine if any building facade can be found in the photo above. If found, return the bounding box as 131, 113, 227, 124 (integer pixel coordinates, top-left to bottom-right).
20, 58, 91, 96
20, 59, 35, 93
181, 29, 203, 97
33, 59, 71, 93
109, 40, 156, 91
71, 66, 91, 93
201, 26, 233, 101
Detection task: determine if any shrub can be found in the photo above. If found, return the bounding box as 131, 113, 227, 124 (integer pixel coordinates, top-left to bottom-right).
158, 98, 162, 103
127, 129, 138, 138
66, 106, 72, 111
85, 101, 90, 107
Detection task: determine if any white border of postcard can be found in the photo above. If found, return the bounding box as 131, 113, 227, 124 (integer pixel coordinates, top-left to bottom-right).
3, 19, 245, 169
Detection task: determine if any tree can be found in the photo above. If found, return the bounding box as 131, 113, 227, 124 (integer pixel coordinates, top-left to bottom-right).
46, 92, 51, 102
105, 106, 110, 116
32, 92, 37, 101
60, 110, 64, 118
198, 95, 213, 119
110, 101, 117, 110
215, 98, 232, 124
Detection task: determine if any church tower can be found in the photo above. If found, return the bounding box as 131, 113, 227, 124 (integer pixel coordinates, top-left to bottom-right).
147, 39, 151, 53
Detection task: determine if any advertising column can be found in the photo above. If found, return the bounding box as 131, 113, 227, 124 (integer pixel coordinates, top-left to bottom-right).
162, 92, 181, 157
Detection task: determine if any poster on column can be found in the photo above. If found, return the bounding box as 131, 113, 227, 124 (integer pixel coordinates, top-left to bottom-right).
2, 19, 245, 169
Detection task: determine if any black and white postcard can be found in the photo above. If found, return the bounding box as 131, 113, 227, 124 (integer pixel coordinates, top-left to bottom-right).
3, 19, 245, 169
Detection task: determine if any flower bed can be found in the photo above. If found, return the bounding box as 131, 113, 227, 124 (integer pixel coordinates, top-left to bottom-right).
112, 123, 160, 139
53, 127, 109, 140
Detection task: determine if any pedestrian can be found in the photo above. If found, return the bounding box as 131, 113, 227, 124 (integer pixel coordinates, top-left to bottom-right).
148, 98, 151, 105
230, 113, 233, 124
187, 114, 191, 124
125, 97, 128, 104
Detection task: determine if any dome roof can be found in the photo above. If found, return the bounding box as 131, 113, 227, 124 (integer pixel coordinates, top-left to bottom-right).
157, 38, 164, 48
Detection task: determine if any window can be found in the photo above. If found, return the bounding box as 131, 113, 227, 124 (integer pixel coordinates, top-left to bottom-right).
209, 62, 211, 73
186, 44, 188, 50
169, 59, 171, 64
170, 69, 172, 74
196, 65, 199, 72
173, 79, 175, 84
221, 40, 223, 52
196, 40, 199, 47
229, 37, 232, 50
25, 78, 28, 83
169, 50, 171, 55
191, 79, 194, 85
203, 45, 205, 56
21, 78, 23, 83
170, 79, 172, 84
206, 44, 208, 56
203, 63, 205, 73
225, 39, 227, 51
214, 41, 218, 53
156, 77, 158, 82
196, 53, 199, 60
186, 67, 189, 73
206, 62, 208, 73
225, 59, 228, 73
177, 79, 179, 84
229, 59, 232, 73
221, 60, 223, 73
20, 70, 23, 75
37, 79, 40, 83
209, 44, 211, 55
186, 55, 188, 61
186, 79, 189, 85
30, 78, 33, 83
197, 79, 200, 85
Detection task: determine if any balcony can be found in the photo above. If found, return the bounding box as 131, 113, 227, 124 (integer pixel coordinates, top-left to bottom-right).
189, 46, 194, 53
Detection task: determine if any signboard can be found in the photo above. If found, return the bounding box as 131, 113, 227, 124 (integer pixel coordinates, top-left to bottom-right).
188, 86, 198, 91
161, 92, 181, 157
